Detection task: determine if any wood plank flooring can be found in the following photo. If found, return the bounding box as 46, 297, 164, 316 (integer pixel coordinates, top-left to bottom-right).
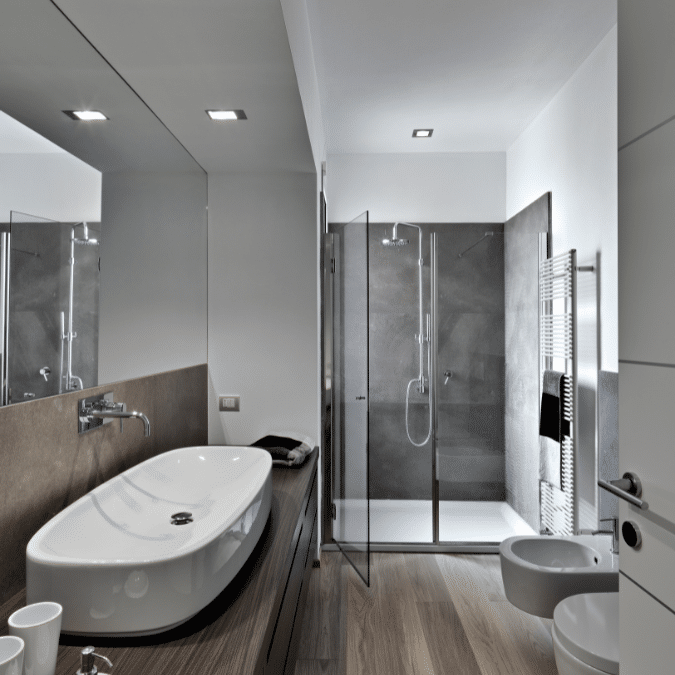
295, 552, 558, 675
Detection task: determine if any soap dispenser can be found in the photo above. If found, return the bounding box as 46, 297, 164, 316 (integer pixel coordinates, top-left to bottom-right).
76, 646, 113, 675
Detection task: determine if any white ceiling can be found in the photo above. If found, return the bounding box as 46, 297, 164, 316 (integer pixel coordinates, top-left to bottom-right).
0, 111, 65, 154
307, 0, 617, 154
0, 0, 204, 173
54, 0, 316, 174
1, 0, 616, 174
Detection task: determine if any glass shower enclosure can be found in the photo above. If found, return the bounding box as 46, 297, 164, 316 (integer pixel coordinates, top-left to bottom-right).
328, 220, 535, 551
0, 211, 99, 405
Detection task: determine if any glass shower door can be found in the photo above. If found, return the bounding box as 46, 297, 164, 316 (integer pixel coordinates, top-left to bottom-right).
331, 211, 370, 585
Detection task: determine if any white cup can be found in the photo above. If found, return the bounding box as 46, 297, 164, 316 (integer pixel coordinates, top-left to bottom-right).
8, 602, 62, 675
0, 636, 24, 675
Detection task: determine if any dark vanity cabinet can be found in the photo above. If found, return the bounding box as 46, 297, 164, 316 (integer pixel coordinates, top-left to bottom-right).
0, 450, 319, 675
262, 463, 318, 675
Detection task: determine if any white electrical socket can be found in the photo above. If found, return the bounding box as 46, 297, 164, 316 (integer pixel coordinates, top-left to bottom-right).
219, 395, 240, 412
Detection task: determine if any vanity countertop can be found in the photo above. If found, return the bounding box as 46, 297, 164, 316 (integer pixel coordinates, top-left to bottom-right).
0, 448, 318, 675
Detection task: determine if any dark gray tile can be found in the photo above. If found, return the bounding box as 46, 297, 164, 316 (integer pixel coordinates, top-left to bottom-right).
504, 193, 550, 531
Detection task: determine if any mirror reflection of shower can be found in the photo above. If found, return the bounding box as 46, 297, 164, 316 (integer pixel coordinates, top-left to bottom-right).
61, 222, 99, 392
2, 211, 100, 404
381, 222, 432, 447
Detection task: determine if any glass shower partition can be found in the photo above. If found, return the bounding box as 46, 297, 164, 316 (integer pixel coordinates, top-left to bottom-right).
330, 211, 370, 586
432, 227, 506, 544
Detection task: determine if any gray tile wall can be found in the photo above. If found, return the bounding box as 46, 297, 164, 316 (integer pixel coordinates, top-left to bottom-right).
368, 222, 505, 501
0, 364, 208, 603
435, 224, 505, 502
504, 193, 551, 531
368, 222, 432, 500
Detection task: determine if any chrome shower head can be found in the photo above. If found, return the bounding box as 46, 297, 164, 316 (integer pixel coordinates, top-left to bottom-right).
382, 237, 410, 247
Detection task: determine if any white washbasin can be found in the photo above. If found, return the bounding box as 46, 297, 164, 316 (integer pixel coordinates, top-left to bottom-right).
26, 446, 272, 636
499, 535, 619, 618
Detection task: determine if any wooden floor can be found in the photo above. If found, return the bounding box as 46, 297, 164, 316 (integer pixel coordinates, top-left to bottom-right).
294, 552, 558, 675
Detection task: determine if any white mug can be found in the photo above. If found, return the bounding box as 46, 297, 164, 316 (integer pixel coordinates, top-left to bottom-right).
0, 636, 24, 675
8, 602, 62, 675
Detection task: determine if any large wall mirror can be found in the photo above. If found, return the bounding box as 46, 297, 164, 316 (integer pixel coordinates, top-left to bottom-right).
0, 0, 208, 405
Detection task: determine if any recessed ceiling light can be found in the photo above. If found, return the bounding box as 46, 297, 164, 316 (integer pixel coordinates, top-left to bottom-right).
413, 128, 433, 138
63, 110, 108, 121
206, 110, 247, 121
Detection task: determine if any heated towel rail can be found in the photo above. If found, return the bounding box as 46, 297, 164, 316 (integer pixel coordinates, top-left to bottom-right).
539, 249, 578, 536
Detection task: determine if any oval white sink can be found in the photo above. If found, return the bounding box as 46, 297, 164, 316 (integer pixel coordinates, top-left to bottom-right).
510, 537, 599, 568
499, 535, 618, 618
26, 446, 272, 636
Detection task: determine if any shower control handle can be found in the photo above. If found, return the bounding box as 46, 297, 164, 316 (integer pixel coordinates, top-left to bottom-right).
443, 370, 453, 385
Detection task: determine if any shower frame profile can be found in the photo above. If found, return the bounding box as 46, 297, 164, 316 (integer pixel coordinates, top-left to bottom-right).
0, 224, 11, 406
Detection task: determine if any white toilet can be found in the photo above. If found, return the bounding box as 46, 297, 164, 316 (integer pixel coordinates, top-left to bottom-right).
552, 592, 619, 675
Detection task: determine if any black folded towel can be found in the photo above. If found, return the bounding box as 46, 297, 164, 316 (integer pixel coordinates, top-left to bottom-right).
252, 435, 313, 467
539, 370, 570, 442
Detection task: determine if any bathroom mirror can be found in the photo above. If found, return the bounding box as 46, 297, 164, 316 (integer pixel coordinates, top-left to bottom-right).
0, 0, 207, 404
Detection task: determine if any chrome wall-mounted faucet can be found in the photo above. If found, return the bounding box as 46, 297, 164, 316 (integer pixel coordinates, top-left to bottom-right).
78, 393, 151, 437
591, 517, 618, 554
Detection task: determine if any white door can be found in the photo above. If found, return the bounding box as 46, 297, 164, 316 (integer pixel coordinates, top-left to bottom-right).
618, 2, 675, 669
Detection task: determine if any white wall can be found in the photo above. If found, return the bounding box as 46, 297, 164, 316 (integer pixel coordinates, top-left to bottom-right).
506, 25, 618, 530
0, 153, 101, 223
326, 152, 506, 223
279, 0, 326, 172
208, 171, 319, 446
507, 25, 618, 371
99, 171, 208, 383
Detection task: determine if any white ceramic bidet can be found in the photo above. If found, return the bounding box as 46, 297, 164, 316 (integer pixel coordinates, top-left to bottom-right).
499, 534, 618, 618
26, 446, 272, 636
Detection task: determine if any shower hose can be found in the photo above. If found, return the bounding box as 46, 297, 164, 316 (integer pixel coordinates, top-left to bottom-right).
405, 341, 433, 447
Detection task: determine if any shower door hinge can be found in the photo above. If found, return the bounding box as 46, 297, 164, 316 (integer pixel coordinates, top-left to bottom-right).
331, 503, 336, 520
330, 257, 335, 274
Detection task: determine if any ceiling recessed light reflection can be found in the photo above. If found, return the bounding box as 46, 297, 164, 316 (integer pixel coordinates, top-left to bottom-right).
206, 110, 247, 121
63, 110, 108, 121
413, 128, 433, 137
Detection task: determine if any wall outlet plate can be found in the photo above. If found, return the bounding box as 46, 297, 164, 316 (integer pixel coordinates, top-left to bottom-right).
219, 395, 240, 412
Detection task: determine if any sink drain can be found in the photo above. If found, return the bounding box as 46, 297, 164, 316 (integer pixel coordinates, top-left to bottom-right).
171, 511, 193, 525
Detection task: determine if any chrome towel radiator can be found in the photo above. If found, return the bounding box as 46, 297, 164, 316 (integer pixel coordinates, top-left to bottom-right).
539, 248, 581, 536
